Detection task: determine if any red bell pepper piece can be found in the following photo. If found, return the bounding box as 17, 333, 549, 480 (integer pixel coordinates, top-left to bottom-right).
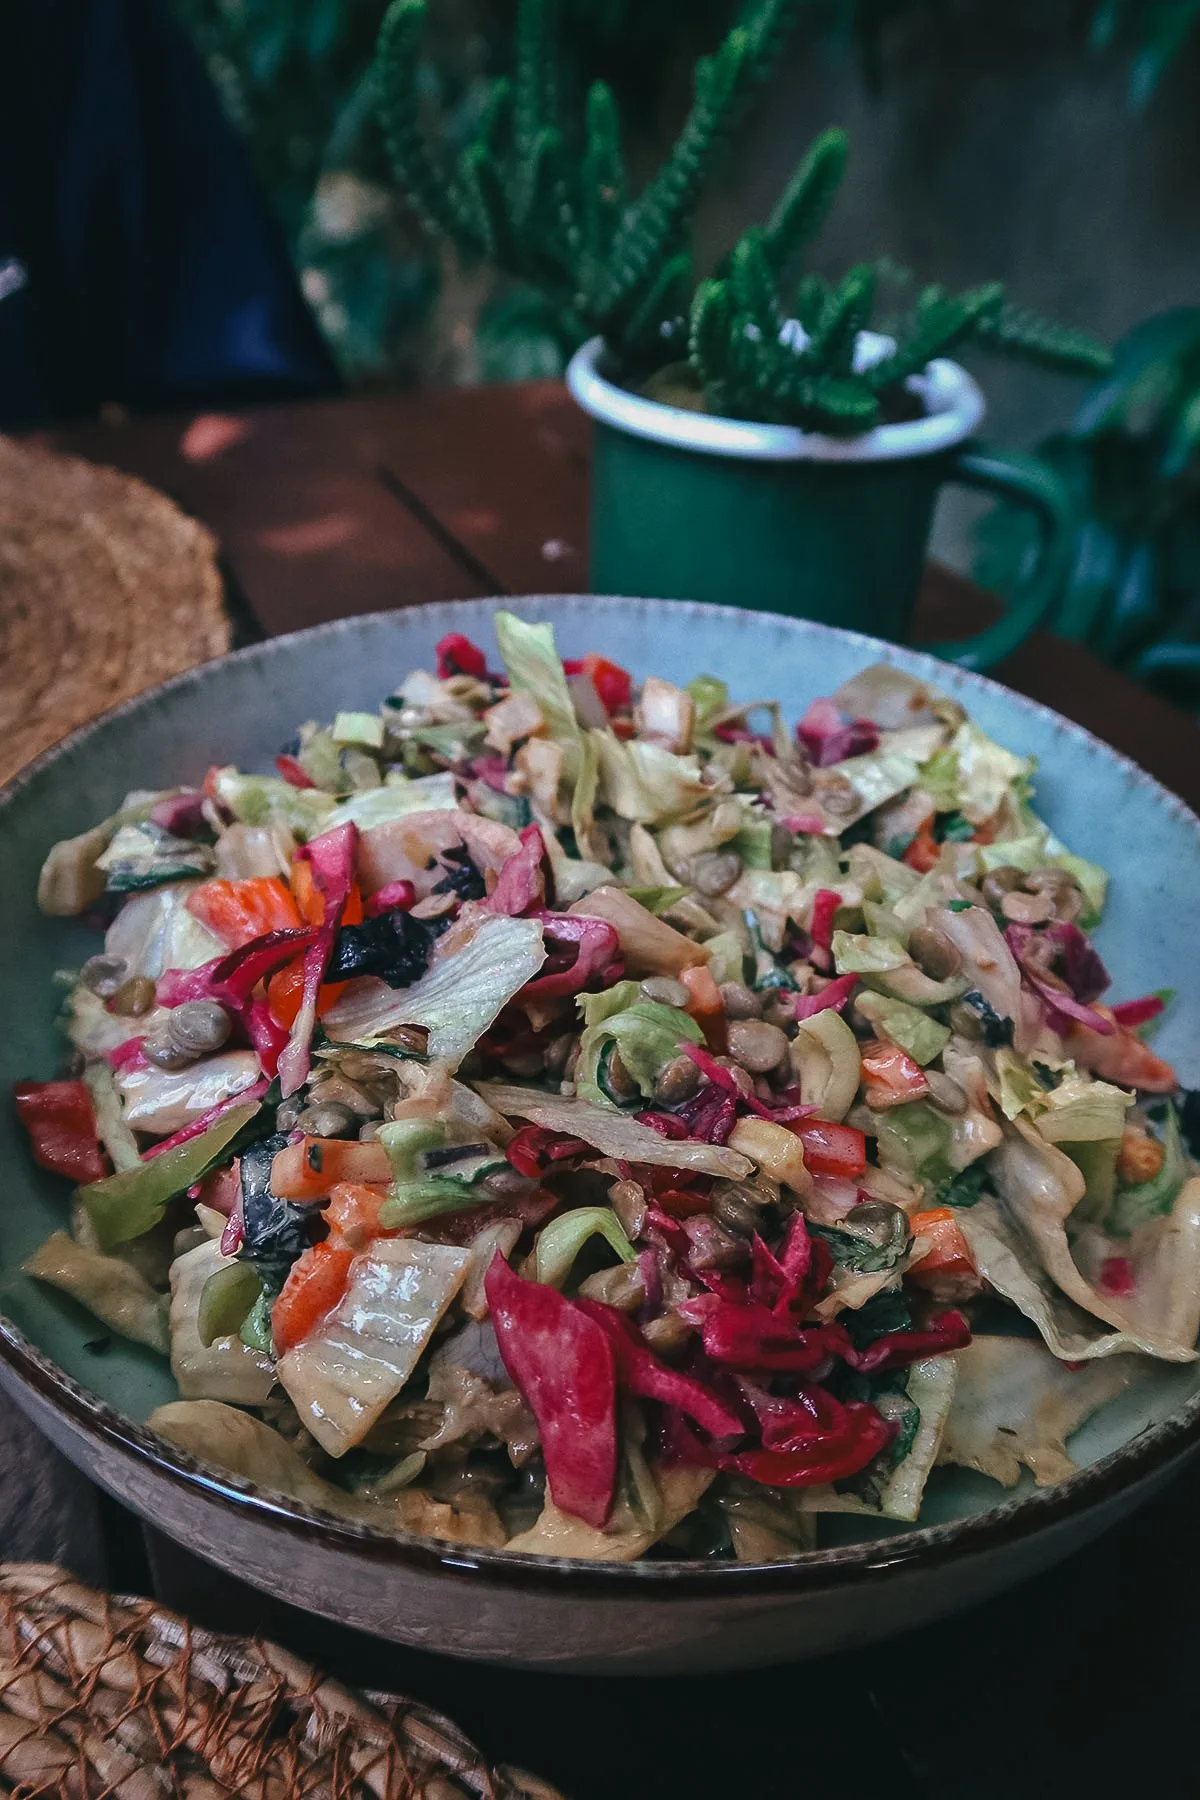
1110, 993, 1166, 1030
186, 877, 304, 949
275, 753, 316, 790
436, 632, 489, 680
808, 888, 840, 969
486, 1254, 618, 1528
13, 1080, 109, 1183
860, 1038, 929, 1107
903, 819, 941, 873
791, 1117, 867, 1178
581, 653, 632, 715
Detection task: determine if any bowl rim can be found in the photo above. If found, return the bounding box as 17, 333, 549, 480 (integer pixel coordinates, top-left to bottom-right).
3, 591, 1199, 1599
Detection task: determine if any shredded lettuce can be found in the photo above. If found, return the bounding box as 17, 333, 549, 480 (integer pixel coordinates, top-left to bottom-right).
831, 930, 909, 975
1109, 1105, 1188, 1234
943, 720, 1033, 824
494, 612, 581, 761
686, 674, 729, 744
25, 1230, 169, 1352
853, 991, 950, 1066
276, 1239, 471, 1456
323, 913, 546, 1067
534, 1207, 637, 1288
593, 731, 709, 824
327, 773, 457, 830
475, 1084, 754, 1179
938, 1336, 1136, 1487
332, 710, 384, 749
212, 769, 334, 838
577, 998, 703, 1107
1036, 1075, 1134, 1144
792, 1007, 861, 1121
830, 725, 947, 819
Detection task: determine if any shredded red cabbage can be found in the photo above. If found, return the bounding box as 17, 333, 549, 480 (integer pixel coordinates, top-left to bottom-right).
520, 913, 622, 1000
844, 1307, 971, 1374
634, 1110, 692, 1140
278, 823, 358, 1097
679, 1043, 774, 1120
149, 792, 208, 835
808, 889, 840, 968
142, 1079, 269, 1160
468, 755, 513, 793
157, 927, 317, 1011
674, 1083, 738, 1144
505, 1124, 589, 1178
1006, 923, 1114, 1035
1042, 920, 1111, 1005
106, 1037, 149, 1072
796, 698, 879, 767
576, 1300, 743, 1438
791, 973, 858, 1021
486, 825, 547, 917
486, 1253, 618, 1528
363, 879, 416, 918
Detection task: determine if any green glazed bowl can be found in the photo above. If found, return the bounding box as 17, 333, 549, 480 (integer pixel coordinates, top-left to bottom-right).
0, 595, 1197, 1673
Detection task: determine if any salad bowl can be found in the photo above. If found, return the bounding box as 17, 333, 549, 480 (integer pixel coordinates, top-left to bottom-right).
1, 593, 1198, 1675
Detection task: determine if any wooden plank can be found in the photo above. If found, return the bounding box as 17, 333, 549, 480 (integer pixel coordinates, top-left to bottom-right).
48, 388, 1199, 815
371, 380, 592, 596
50, 398, 486, 636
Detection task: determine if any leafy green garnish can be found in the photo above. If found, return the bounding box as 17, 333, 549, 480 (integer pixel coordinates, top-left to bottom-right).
934, 1164, 988, 1208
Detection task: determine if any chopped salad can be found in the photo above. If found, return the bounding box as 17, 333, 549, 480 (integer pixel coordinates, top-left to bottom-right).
16, 614, 1200, 1561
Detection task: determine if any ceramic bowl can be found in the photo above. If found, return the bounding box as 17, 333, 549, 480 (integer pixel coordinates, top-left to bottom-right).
1, 595, 1197, 1675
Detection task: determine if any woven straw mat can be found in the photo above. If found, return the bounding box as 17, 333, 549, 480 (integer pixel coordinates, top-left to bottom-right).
0, 1565, 565, 1800
0, 436, 230, 787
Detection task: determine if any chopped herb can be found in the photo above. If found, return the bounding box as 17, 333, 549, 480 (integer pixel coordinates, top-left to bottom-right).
948, 899, 972, 913
934, 1163, 988, 1208
960, 989, 1014, 1048
237, 1133, 311, 1296
840, 1288, 914, 1350
937, 812, 976, 843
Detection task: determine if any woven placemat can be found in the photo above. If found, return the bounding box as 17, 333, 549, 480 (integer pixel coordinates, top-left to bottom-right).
0, 436, 231, 786
0, 1564, 565, 1799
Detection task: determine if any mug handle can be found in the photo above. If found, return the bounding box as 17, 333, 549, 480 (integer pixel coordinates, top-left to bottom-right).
927, 445, 1076, 672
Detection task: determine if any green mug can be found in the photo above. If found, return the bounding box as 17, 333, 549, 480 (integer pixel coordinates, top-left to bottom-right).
566, 336, 1075, 671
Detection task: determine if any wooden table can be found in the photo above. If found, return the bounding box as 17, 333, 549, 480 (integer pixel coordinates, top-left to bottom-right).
28, 382, 1200, 1800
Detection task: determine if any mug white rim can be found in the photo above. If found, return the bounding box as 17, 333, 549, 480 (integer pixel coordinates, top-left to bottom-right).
565, 334, 987, 464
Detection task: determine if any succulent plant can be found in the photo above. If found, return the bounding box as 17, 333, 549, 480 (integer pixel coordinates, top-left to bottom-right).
373, 0, 805, 363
